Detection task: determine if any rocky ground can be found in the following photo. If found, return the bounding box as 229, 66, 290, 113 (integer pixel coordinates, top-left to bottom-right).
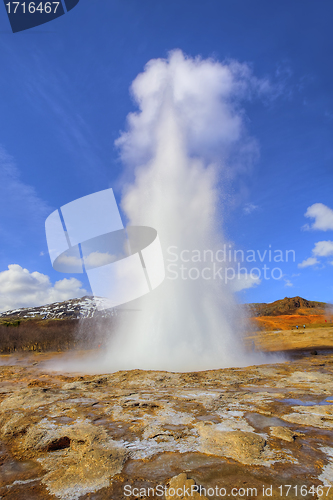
0, 343, 333, 500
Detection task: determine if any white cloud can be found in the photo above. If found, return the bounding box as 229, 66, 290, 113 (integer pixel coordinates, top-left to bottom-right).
54, 252, 117, 273
303, 203, 333, 231
0, 264, 87, 312
298, 257, 319, 268
298, 240, 333, 268
83, 251, 116, 268
284, 279, 293, 287
312, 240, 333, 257
56, 254, 83, 272
232, 272, 261, 292
243, 203, 259, 215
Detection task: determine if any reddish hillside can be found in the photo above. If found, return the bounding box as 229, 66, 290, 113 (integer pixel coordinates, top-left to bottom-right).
248, 296, 326, 317
247, 296, 332, 331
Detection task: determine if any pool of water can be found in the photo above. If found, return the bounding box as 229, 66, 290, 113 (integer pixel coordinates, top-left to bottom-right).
245, 412, 287, 429
277, 397, 333, 406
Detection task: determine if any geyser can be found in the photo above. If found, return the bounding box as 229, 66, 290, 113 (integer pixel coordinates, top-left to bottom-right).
49, 50, 277, 374
92, 50, 269, 372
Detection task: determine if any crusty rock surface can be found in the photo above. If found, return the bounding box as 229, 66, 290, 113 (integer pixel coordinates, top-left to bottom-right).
198, 425, 267, 464
165, 473, 207, 500
269, 426, 303, 442
1, 351, 333, 498
281, 404, 333, 429
35, 422, 127, 499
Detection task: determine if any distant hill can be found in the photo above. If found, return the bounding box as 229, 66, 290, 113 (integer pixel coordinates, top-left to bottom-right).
247, 296, 327, 317
0, 295, 331, 352
0, 296, 115, 320
0, 297, 142, 353
0, 295, 328, 321
0, 297, 121, 354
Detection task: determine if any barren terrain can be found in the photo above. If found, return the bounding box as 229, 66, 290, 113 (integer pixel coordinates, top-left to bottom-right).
1, 349, 333, 498
0, 297, 332, 499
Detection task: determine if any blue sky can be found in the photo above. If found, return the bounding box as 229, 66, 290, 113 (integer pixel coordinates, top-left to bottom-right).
0, 0, 332, 310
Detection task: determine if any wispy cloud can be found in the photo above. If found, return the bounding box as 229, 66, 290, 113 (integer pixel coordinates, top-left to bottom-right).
298, 256, 319, 268
284, 279, 293, 287
26, 64, 102, 176
298, 242, 333, 268
312, 240, 333, 257
232, 272, 261, 292
303, 203, 333, 231
0, 146, 50, 243
0, 45, 104, 178
243, 203, 259, 215
299, 204, 333, 268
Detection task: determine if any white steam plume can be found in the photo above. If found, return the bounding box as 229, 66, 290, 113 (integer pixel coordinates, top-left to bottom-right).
98, 50, 270, 372
47, 51, 279, 375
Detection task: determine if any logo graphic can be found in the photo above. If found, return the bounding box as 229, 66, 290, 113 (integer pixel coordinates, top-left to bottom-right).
45, 189, 165, 310
3, 0, 80, 33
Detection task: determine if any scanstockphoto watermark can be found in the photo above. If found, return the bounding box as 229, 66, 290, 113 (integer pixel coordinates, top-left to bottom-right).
124, 484, 259, 498
166, 245, 296, 283
123, 484, 332, 498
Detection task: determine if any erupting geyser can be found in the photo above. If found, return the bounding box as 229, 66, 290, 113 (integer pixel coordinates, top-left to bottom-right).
55, 50, 274, 373
92, 50, 268, 372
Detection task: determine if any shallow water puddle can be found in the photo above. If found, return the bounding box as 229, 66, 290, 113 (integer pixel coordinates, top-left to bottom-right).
245, 412, 287, 429
277, 397, 333, 406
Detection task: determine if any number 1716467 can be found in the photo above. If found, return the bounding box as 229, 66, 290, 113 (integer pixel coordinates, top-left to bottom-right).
5, 2, 60, 14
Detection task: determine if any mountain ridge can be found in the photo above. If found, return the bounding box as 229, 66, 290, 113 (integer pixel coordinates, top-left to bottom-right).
247, 296, 327, 317
0, 295, 328, 320
0, 296, 114, 320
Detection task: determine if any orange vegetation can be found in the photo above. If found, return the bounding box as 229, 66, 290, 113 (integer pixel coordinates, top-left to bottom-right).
250, 310, 333, 331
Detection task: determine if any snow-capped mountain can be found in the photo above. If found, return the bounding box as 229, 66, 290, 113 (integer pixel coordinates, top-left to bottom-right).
0, 296, 116, 320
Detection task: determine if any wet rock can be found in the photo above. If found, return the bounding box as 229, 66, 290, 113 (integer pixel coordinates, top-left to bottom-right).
143, 422, 187, 441
166, 473, 208, 500
278, 372, 333, 394
282, 405, 333, 429
32, 421, 127, 499
270, 426, 303, 442
0, 412, 32, 437
0, 387, 60, 411
318, 446, 333, 487
23, 419, 72, 453
1, 351, 333, 497
198, 424, 267, 465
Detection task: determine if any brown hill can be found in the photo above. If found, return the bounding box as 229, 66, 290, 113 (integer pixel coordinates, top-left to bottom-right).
247, 296, 326, 317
